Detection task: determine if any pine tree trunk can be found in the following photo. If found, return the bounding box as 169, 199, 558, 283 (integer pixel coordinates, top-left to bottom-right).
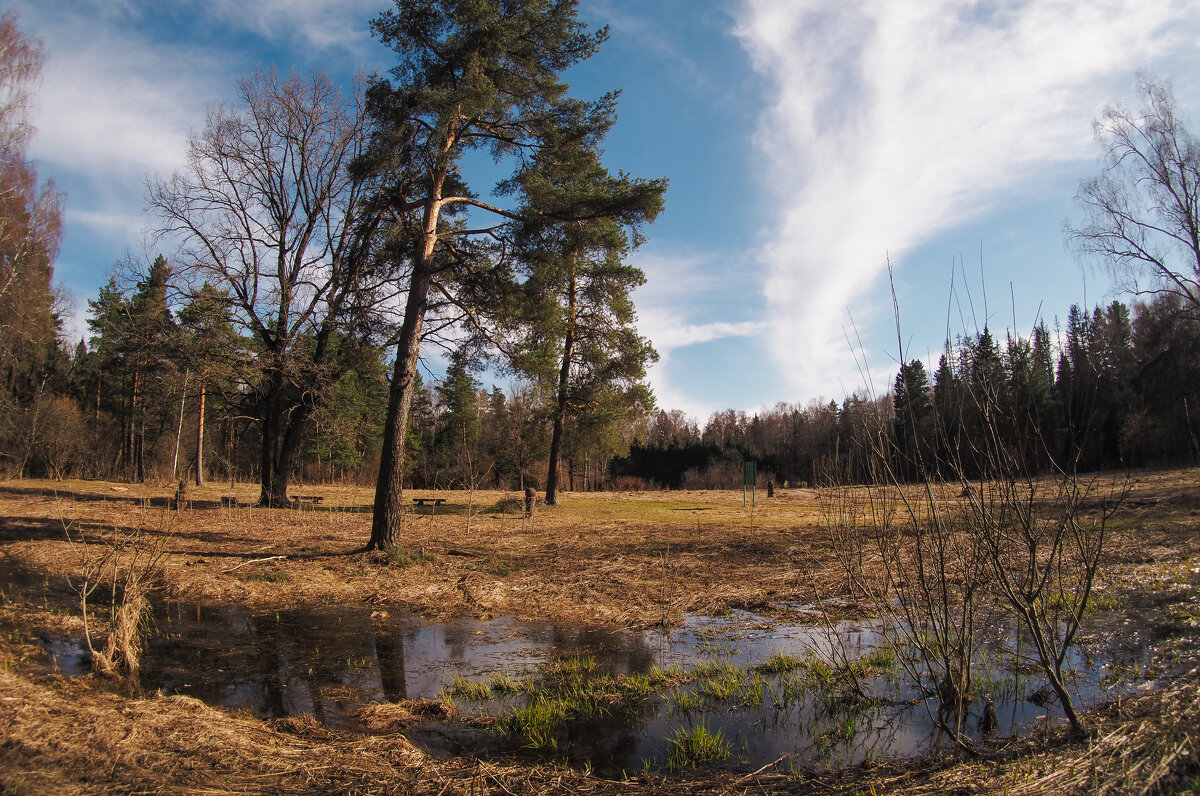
545, 400, 567, 505
370, 180, 445, 549
545, 265, 577, 506
369, 259, 431, 549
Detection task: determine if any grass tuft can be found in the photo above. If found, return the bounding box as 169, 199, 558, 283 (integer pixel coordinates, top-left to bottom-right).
449, 675, 493, 701
666, 723, 731, 770
756, 650, 803, 674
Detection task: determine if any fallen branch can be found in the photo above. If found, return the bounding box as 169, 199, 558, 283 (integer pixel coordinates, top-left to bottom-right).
221, 556, 286, 574
736, 753, 791, 783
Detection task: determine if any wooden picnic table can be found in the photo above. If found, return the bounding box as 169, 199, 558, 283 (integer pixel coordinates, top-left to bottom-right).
293, 494, 324, 505
412, 497, 447, 507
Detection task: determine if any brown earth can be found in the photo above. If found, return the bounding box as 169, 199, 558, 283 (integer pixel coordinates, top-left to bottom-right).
2, 469, 1199, 794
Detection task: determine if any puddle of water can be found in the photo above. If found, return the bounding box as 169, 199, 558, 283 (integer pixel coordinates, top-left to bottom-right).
123, 602, 1159, 773
1, 556, 1170, 775
140, 602, 662, 731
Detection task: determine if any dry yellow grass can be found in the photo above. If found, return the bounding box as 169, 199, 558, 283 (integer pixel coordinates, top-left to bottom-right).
0, 478, 842, 625
1, 469, 1199, 793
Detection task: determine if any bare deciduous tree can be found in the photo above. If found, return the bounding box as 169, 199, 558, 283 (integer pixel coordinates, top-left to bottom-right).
149, 69, 378, 506
1071, 77, 1200, 317
0, 12, 64, 470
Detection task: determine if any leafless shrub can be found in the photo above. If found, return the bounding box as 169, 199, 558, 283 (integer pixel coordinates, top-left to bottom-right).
821, 276, 1128, 744
64, 512, 170, 677
820, 425, 990, 749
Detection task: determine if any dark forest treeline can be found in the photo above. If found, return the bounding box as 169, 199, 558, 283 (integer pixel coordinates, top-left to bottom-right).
616, 296, 1200, 489
6, 285, 1198, 491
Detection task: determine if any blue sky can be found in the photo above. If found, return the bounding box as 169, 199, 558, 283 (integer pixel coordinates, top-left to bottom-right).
13, 0, 1200, 421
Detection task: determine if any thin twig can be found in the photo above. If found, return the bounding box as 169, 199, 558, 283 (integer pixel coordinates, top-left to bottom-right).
220, 555, 286, 573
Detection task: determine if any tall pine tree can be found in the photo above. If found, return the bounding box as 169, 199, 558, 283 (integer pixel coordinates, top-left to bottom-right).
364, 0, 616, 548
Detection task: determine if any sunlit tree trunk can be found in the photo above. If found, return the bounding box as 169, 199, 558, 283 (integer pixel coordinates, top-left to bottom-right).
545, 263, 577, 506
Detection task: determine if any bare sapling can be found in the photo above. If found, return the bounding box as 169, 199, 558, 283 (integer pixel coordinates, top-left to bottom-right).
958, 410, 1128, 735
460, 444, 493, 535
825, 272, 1129, 743
820, 436, 990, 750
64, 511, 170, 677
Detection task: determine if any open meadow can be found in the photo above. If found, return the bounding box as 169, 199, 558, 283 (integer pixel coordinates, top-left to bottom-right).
1, 471, 1199, 793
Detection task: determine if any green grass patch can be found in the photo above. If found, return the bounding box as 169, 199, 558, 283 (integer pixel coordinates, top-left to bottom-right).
756, 650, 803, 674
856, 645, 897, 674
670, 688, 705, 715
646, 664, 689, 688
493, 655, 678, 753
449, 675, 493, 701
489, 672, 522, 695
667, 723, 732, 771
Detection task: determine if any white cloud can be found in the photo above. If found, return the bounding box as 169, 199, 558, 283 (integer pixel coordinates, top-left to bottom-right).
632, 248, 768, 419
66, 209, 149, 246
201, 0, 381, 54
735, 0, 1199, 398
16, 4, 230, 250
633, 248, 766, 351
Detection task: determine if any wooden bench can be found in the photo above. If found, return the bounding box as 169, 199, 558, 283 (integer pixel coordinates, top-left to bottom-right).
293, 494, 324, 506
412, 497, 447, 507
220, 495, 239, 508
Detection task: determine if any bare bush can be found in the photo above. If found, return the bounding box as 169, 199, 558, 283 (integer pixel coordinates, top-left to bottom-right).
65, 513, 170, 677
34, 395, 88, 479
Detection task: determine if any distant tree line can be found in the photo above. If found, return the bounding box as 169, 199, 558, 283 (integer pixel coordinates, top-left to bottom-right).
616, 294, 1200, 489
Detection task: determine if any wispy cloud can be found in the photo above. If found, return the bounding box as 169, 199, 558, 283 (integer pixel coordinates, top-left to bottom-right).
735, 0, 1198, 398
13, 0, 382, 304
201, 0, 381, 54
633, 248, 765, 350
633, 247, 767, 420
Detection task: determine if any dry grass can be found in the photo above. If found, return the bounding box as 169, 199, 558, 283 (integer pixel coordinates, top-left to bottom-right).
0, 478, 840, 626
1, 469, 1199, 793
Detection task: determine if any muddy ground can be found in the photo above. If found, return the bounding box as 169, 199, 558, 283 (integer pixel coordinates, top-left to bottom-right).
2, 470, 1200, 793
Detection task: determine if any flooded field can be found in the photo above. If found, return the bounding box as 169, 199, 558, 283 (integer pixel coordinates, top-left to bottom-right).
3, 474, 1200, 793
36, 591, 1168, 775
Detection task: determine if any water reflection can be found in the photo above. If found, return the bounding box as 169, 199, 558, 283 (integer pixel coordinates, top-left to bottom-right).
113, 600, 1162, 774
2, 545, 1161, 780
144, 602, 663, 733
